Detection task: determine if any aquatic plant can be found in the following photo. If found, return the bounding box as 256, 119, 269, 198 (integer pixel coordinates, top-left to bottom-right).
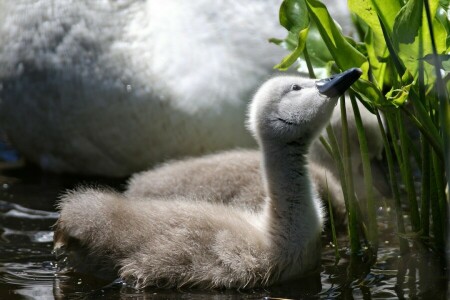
272, 0, 449, 259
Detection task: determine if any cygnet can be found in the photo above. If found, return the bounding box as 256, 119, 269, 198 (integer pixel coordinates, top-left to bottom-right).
54, 68, 362, 289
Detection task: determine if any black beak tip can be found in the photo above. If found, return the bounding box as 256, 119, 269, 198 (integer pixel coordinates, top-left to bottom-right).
316, 68, 363, 98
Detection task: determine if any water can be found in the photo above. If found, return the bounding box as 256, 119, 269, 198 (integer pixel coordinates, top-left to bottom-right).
0, 164, 448, 299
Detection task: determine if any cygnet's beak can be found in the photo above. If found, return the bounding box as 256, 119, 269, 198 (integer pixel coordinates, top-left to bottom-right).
315, 68, 362, 98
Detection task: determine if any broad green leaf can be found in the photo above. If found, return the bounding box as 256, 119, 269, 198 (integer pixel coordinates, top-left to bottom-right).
397, 0, 448, 79
303, 25, 333, 68
304, 0, 387, 105
349, 0, 402, 38
294, 26, 334, 77
371, 0, 403, 30
365, 28, 388, 90
379, 14, 407, 79
272, 0, 311, 70
279, 0, 309, 32
348, 0, 383, 39
349, 0, 402, 85
393, 0, 423, 44
305, 0, 369, 77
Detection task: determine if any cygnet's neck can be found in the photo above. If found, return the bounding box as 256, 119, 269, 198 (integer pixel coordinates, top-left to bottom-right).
260, 138, 322, 244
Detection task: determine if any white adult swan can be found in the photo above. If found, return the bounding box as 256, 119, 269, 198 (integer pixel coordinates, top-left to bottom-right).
54, 68, 362, 289
0, 0, 285, 176
0, 0, 366, 178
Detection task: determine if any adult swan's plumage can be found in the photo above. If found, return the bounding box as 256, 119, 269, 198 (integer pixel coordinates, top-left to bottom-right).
0, 0, 360, 177
0, 0, 286, 176
54, 68, 362, 289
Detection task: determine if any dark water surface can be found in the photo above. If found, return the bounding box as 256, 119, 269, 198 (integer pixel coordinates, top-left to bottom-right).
0, 162, 448, 299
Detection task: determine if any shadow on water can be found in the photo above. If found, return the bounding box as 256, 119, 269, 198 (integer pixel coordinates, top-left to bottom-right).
0, 157, 448, 298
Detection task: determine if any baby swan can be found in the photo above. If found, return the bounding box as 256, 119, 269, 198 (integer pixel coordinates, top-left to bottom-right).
54, 68, 362, 289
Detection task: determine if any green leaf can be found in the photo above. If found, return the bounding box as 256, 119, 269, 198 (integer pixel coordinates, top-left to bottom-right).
273, 0, 311, 70
349, 0, 403, 85
274, 26, 310, 70
379, 14, 407, 77
396, 0, 448, 79
349, 0, 402, 39
279, 0, 309, 32
365, 28, 388, 90
393, 0, 424, 44
268, 38, 284, 46
304, 0, 369, 78
303, 25, 333, 68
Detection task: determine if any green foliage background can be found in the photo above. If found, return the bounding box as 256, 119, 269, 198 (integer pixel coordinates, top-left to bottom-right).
273, 0, 450, 258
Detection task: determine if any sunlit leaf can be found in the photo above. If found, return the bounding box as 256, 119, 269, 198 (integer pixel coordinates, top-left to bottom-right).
349, 0, 402, 38
305, 0, 369, 77
273, 0, 311, 70
365, 28, 388, 90
349, 0, 402, 86
397, 0, 447, 80
378, 14, 407, 79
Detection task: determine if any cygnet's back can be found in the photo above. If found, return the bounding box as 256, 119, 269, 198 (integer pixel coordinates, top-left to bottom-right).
126, 150, 264, 210
126, 149, 347, 226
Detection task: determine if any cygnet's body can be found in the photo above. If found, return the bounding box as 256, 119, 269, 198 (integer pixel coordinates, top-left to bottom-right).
54, 68, 362, 289
126, 149, 347, 226
0, 0, 354, 177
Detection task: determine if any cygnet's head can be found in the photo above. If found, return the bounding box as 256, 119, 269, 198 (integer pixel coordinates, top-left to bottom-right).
247, 68, 362, 145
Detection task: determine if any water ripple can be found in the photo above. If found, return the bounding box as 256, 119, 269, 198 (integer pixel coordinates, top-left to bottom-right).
0, 200, 59, 219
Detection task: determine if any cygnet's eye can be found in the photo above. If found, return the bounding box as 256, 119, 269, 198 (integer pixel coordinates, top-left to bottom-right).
291, 84, 301, 91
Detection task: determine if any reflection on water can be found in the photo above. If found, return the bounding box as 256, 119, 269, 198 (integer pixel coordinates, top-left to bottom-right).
0, 163, 447, 299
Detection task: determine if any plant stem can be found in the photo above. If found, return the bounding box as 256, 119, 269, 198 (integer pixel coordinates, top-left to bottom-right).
349, 93, 378, 252
376, 110, 409, 254
303, 45, 316, 79
340, 95, 361, 255
420, 140, 431, 238
397, 112, 421, 233
423, 0, 449, 257
326, 175, 340, 262
302, 46, 347, 254
423, 0, 450, 201
431, 151, 445, 252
